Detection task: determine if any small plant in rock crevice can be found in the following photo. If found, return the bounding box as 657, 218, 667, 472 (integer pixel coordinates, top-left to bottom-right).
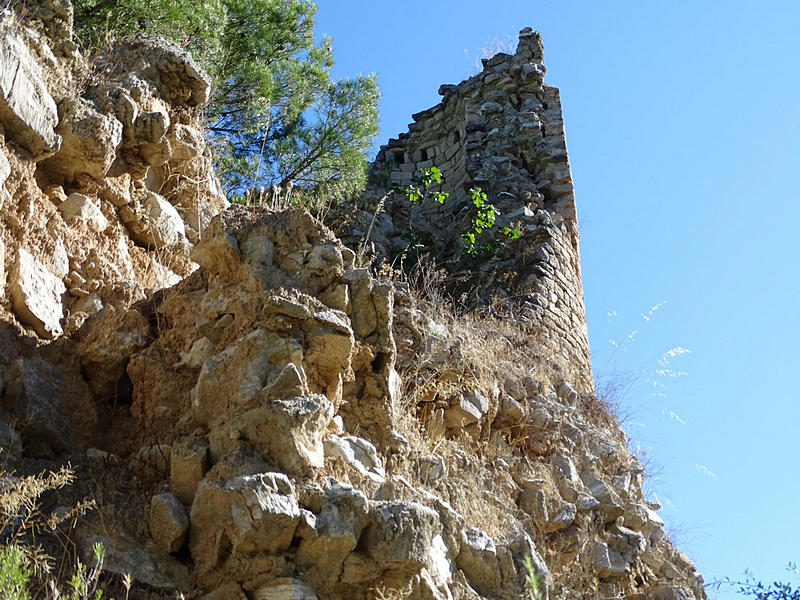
399, 166, 520, 258
523, 555, 544, 600
461, 186, 521, 257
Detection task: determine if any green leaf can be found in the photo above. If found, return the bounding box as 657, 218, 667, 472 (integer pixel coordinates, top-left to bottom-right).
404, 187, 421, 204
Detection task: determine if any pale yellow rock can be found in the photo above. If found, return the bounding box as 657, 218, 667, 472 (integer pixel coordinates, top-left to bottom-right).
0, 236, 5, 300
201, 583, 246, 600
0, 146, 9, 187
189, 473, 300, 586
170, 440, 208, 504
252, 578, 318, 600
9, 248, 65, 338
149, 493, 189, 553
43, 96, 123, 180
0, 31, 61, 158
231, 394, 333, 476
59, 193, 109, 232
192, 328, 304, 426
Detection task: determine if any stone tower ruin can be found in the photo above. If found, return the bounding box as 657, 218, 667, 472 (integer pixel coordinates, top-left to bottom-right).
357, 28, 592, 391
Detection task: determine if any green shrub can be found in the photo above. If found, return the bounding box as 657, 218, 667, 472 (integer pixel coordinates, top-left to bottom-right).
0, 545, 31, 600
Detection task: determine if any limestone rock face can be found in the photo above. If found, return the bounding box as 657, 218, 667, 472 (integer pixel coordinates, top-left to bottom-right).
0, 0, 226, 348
252, 578, 319, 600
59, 193, 109, 232
323, 434, 386, 483
358, 501, 441, 579
9, 248, 65, 338
170, 439, 209, 504
189, 472, 301, 587
43, 96, 123, 181
296, 482, 370, 583
106, 36, 211, 108
192, 329, 306, 427
227, 395, 334, 477
456, 528, 501, 596
124, 191, 188, 248
79, 534, 181, 590
0, 30, 61, 158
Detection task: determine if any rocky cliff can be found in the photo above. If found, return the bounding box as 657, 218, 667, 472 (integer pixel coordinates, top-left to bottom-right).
0, 3, 707, 599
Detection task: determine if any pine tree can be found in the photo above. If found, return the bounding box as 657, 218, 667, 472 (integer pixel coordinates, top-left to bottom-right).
73, 0, 379, 206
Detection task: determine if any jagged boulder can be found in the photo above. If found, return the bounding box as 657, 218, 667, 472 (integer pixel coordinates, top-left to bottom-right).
296, 481, 370, 583
349, 501, 441, 583
106, 36, 211, 108
192, 329, 306, 426
2, 357, 70, 453
0, 30, 61, 158
150, 492, 189, 553
324, 434, 386, 483
9, 248, 65, 338
123, 191, 187, 248
170, 439, 209, 504
189, 472, 301, 586
224, 395, 334, 477
42, 96, 123, 181
456, 528, 501, 596
59, 193, 110, 232
79, 534, 183, 590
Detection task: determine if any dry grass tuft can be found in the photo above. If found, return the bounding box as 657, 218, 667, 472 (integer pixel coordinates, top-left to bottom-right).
0, 466, 89, 575
370, 584, 412, 600
0, 465, 118, 599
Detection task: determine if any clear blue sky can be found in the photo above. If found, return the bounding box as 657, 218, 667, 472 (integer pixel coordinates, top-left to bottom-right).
315, 2, 800, 597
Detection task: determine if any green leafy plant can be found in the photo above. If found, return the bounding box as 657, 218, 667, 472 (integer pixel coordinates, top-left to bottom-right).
60, 542, 113, 600
0, 545, 31, 600
0, 541, 120, 600
462, 187, 521, 257
522, 556, 544, 600
400, 168, 520, 258
402, 166, 449, 206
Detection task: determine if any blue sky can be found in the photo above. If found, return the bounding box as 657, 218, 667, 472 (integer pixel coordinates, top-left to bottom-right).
315, 2, 800, 597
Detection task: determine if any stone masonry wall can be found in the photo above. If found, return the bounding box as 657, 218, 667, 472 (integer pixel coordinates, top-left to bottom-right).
360, 28, 592, 392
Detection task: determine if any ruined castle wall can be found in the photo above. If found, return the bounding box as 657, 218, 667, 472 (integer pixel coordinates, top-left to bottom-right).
368, 29, 593, 391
